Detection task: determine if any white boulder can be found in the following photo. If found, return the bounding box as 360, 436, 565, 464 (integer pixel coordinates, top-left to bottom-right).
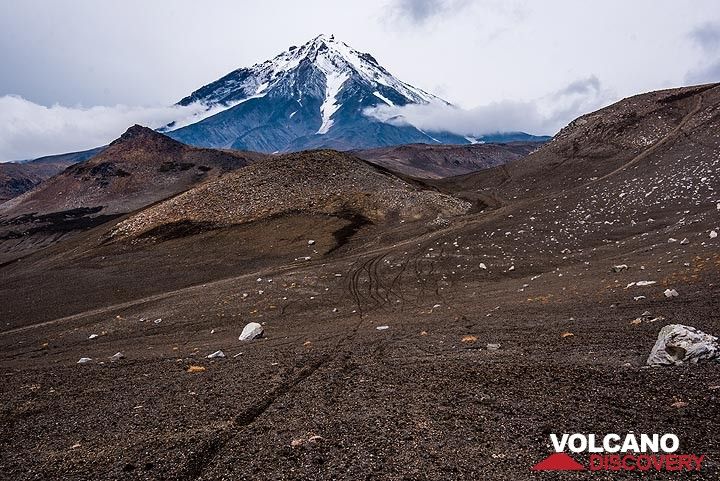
647, 324, 720, 366
239, 322, 264, 341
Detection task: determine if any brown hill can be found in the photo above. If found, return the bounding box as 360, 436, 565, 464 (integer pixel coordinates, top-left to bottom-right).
110, 149, 471, 241
0, 126, 264, 258
354, 141, 541, 178
0, 125, 264, 217
0, 147, 105, 203
440, 83, 720, 202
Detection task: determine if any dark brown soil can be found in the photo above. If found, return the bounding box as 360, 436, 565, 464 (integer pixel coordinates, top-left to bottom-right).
1, 84, 720, 480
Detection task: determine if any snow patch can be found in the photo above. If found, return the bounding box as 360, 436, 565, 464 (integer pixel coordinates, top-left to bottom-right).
373, 91, 395, 106
317, 71, 348, 134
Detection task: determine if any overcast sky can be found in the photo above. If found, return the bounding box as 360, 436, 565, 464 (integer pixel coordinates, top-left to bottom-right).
1, 0, 718, 160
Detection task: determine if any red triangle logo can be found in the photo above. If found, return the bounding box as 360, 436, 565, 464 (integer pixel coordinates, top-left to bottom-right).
531, 452, 585, 471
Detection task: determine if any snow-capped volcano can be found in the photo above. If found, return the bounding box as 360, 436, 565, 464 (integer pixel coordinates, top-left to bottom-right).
164, 34, 539, 152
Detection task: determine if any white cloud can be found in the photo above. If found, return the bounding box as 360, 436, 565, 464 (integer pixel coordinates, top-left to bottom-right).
685, 22, 720, 85
364, 76, 613, 136
387, 0, 475, 25
0, 96, 224, 162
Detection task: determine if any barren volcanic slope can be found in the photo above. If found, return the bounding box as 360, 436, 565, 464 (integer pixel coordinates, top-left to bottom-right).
0, 147, 103, 203
354, 141, 543, 178
1, 84, 720, 481
110, 150, 471, 241
0, 126, 264, 260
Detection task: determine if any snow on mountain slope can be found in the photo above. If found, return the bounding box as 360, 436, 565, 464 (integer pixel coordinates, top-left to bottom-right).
176, 34, 442, 112
164, 34, 487, 152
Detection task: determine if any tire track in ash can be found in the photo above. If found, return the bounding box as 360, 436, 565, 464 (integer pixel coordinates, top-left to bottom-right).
186, 293, 372, 480
347, 253, 391, 315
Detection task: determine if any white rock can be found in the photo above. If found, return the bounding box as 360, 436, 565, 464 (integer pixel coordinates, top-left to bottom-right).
88, 334, 99, 340
239, 322, 264, 341
479, 263, 487, 270
647, 324, 720, 366
207, 350, 225, 359
109, 352, 125, 362
635, 281, 656, 287
611, 264, 629, 273
77, 357, 93, 364
711, 230, 718, 239
308, 239, 316, 245
376, 325, 390, 330
486, 343, 501, 350
680, 238, 690, 245
664, 288, 679, 298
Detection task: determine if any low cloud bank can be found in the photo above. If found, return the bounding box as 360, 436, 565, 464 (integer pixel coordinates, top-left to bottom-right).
0, 96, 222, 162
365, 76, 613, 137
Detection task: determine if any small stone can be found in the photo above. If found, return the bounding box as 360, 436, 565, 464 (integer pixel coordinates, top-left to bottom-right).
711, 230, 718, 239
186, 365, 206, 373
376, 325, 390, 331
308, 239, 316, 245
671, 401, 688, 409
77, 357, 93, 364
561, 332, 574, 338
680, 238, 690, 245
486, 343, 501, 350
664, 288, 679, 298
479, 263, 487, 270
88, 334, 99, 340
109, 352, 125, 362
461, 335, 477, 344
611, 264, 629, 273
207, 350, 225, 359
